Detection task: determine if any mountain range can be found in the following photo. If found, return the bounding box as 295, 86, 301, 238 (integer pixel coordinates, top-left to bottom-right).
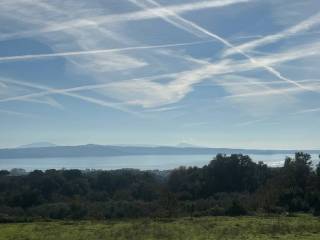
0, 143, 318, 159
17, 142, 58, 149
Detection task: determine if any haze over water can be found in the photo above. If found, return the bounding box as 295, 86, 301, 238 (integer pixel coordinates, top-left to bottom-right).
1, 154, 319, 171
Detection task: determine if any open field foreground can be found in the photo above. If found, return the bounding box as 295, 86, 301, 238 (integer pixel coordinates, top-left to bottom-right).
0, 215, 320, 240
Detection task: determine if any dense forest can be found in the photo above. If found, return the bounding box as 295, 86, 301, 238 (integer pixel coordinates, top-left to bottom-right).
0, 152, 320, 222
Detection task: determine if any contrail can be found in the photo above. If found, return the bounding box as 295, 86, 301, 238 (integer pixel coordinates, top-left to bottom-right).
0, 72, 181, 112
0, 109, 36, 118
0, 0, 253, 41
224, 86, 305, 99
0, 78, 137, 115
1, 42, 319, 111
210, 79, 320, 87
3, 40, 314, 102
0, 40, 211, 63
295, 107, 320, 114
235, 118, 266, 127
129, 0, 313, 92
0, 73, 177, 100
224, 12, 320, 56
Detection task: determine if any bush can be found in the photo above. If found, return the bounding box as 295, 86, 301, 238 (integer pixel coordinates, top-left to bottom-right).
313, 202, 320, 216
226, 201, 247, 216
208, 206, 225, 216
264, 206, 286, 214
30, 203, 71, 219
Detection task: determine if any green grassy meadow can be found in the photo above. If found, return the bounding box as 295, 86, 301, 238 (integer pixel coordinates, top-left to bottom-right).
0, 215, 319, 240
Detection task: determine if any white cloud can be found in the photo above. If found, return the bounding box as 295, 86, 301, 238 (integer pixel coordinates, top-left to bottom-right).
0, 1, 148, 75
1, 0, 320, 118
22, 97, 65, 110
0, 78, 137, 115
223, 11, 320, 56
0, 40, 210, 63
129, 0, 314, 94
2, 38, 320, 111
0, 0, 253, 41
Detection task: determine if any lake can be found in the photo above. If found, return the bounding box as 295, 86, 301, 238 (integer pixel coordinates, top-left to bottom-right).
0, 154, 319, 171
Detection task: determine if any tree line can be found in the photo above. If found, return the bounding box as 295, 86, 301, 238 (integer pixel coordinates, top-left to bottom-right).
0, 152, 319, 222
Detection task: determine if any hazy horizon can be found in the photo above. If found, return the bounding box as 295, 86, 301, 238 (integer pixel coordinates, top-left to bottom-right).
2, 141, 320, 151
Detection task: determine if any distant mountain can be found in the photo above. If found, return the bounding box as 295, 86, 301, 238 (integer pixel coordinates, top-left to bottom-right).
0, 144, 319, 159
176, 142, 201, 148
17, 142, 57, 149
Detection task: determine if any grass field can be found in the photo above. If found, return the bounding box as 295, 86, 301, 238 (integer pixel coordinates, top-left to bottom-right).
0, 215, 319, 240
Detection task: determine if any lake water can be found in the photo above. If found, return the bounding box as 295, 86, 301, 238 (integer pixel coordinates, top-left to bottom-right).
0, 154, 319, 171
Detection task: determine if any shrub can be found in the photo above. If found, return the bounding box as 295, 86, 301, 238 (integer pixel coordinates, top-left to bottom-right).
209, 206, 225, 216
226, 201, 247, 216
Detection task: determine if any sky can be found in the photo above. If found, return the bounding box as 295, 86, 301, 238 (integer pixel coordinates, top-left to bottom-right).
0, 0, 320, 149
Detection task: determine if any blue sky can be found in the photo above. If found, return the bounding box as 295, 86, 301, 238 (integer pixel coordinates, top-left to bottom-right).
0, 0, 320, 149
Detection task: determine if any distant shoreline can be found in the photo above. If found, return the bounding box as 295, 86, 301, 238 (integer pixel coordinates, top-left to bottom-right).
0, 144, 319, 159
